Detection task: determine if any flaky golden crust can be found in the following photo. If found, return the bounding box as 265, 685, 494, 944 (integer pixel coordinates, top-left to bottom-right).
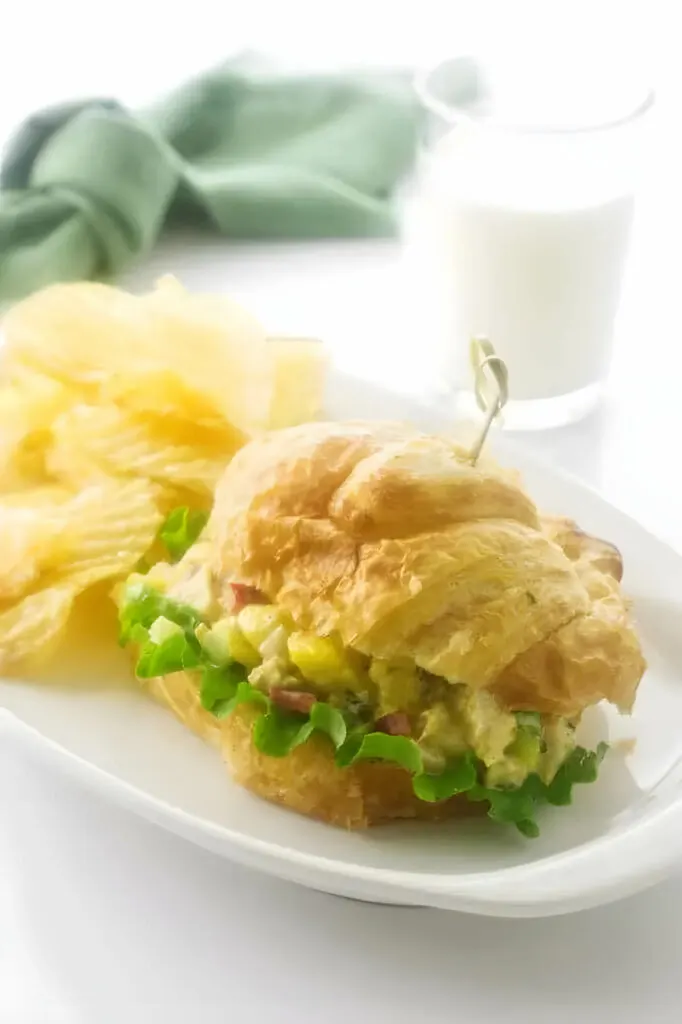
145, 669, 474, 827
492, 516, 641, 714
211, 421, 645, 715
541, 514, 624, 583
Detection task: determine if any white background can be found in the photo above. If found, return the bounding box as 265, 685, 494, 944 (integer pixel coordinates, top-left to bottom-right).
2, 3, 682, 1020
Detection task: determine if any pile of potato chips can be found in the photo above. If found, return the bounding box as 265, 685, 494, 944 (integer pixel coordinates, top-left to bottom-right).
0, 276, 327, 672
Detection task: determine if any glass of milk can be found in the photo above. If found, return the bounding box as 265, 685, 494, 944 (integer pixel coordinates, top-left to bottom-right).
409, 54, 655, 428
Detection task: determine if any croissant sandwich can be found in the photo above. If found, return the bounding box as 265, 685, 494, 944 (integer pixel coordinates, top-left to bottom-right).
117, 421, 646, 836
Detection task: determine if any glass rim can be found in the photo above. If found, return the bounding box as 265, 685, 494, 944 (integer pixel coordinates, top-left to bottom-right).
414, 61, 656, 137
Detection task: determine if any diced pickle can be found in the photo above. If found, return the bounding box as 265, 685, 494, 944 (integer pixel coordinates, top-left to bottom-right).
259, 623, 290, 660
197, 616, 260, 668
287, 631, 361, 689
224, 617, 262, 668
505, 729, 541, 770
195, 619, 230, 666
248, 656, 298, 693
149, 616, 183, 645
237, 604, 287, 653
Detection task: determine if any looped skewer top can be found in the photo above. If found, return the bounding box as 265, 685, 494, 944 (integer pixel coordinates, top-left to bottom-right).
468, 337, 509, 464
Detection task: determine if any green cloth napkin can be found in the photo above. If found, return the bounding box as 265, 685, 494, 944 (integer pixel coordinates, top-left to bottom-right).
0, 60, 421, 303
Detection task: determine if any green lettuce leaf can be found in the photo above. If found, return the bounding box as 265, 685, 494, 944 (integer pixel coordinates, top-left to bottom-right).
545, 741, 608, 806
336, 732, 424, 774
413, 755, 478, 802
253, 709, 315, 757
470, 775, 546, 836
467, 744, 608, 836
213, 679, 269, 719
159, 507, 209, 561
136, 631, 202, 679
252, 701, 349, 758
119, 584, 202, 645
128, 623, 152, 646
309, 703, 348, 748
118, 585, 609, 838
199, 664, 249, 713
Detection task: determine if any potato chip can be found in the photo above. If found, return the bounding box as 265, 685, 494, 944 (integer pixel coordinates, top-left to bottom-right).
0, 371, 70, 486
101, 369, 240, 436
0, 282, 149, 386
143, 276, 273, 434
0, 583, 77, 670
50, 404, 231, 496
2, 276, 328, 439
0, 276, 329, 671
2, 277, 275, 434
0, 503, 68, 601
0, 475, 159, 622
0, 485, 72, 508
46, 440, 111, 489
56, 477, 164, 589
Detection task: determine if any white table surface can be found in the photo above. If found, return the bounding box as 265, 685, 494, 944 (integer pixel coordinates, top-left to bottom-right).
3, 9, 682, 1021
2, 232, 682, 1023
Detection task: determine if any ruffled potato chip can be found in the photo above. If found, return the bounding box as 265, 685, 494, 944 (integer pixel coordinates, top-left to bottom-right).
0, 283, 145, 386
0, 503, 68, 601
49, 404, 231, 497
0, 478, 162, 668
0, 371, 70, 486
0, 584, 77, 670
101, 369, 244, 439
2, 277, 275, 435
0, 275, 328, 670
0, 485, 73, 508
57, 477, 163, 588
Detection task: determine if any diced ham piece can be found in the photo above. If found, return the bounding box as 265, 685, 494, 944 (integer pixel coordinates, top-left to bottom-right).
225, 582, 268, 613
270, 689, 317, 714
375, 712, 411, 736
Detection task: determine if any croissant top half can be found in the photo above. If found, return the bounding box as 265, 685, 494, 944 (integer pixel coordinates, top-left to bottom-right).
211, 421, 645, 716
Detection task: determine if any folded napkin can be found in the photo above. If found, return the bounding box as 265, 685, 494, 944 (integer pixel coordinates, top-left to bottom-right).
0, 59, 421, 303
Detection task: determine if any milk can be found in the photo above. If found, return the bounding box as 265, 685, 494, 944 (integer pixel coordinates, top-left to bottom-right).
424, 189, 635, 400
411, 104, 645, 416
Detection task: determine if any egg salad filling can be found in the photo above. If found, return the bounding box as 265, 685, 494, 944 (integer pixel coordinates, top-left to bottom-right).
118, 508, 608, 838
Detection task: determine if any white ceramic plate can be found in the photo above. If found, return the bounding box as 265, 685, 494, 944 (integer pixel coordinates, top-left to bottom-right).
2, 372, 681, 918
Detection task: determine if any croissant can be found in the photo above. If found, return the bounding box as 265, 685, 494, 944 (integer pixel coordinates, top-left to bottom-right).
124, 421, 646, 830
